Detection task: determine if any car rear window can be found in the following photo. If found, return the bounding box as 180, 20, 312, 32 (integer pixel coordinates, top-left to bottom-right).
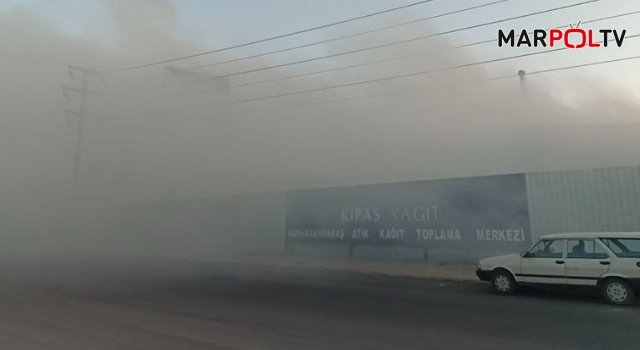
567, 240, 609, 259
600, 238, 640, 258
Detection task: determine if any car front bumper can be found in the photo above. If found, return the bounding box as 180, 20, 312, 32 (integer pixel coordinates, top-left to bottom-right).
476, 268, 492, 282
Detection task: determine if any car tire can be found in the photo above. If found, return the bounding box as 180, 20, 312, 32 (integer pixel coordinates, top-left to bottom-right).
602, 278, 635, 306
491, 269, 518, 295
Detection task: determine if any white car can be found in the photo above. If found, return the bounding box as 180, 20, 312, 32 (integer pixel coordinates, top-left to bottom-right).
476, 232, 640, 305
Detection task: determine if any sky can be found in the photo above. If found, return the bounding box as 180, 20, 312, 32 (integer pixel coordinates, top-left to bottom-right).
171, 0, 640, 88
1, 0, 640, 249
2, 0, 639, 93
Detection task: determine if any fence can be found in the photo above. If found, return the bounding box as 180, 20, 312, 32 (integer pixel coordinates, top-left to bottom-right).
116, 166, 640, 263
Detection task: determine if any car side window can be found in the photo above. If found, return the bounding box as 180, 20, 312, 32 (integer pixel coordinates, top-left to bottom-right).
528, 239, 564, 258
594, 242, 609, 259
567, 239, 609, 259
601, 238, 640, 258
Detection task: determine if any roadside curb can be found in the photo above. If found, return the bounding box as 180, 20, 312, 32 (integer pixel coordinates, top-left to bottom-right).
104, 253, 481, 284
324, 269, 480, 284
210, 259, 480, 284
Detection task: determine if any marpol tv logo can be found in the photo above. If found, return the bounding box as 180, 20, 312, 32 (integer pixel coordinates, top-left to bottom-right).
498, 21, 626, 48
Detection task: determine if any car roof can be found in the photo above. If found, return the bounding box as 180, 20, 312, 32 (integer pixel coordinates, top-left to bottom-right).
539, 232, 640, 240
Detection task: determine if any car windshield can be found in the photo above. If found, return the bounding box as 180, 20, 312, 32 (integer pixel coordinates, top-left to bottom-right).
600, 238, 640, 258
526, 239, 564, 258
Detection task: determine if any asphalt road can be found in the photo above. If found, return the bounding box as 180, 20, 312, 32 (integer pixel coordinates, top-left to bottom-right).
0, 258, 638, 350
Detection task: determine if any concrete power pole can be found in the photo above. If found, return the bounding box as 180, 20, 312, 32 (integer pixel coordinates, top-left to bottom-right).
518, 70, 527, 99
63, 65, 102, 233
515, 69, 528, 175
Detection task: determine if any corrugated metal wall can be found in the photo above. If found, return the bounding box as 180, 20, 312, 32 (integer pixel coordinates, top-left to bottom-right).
526, 166, 640, 240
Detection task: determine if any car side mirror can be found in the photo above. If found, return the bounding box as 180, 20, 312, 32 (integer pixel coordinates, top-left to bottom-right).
521, 251, 530, 258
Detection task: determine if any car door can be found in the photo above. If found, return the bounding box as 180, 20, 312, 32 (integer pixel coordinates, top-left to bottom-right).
520, 239, 567, 284
565, 239, 611, 286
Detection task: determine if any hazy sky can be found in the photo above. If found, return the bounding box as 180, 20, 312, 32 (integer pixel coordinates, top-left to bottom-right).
3, 0, 639, 93
2, 0, 640, 257
1, 0, 640, 206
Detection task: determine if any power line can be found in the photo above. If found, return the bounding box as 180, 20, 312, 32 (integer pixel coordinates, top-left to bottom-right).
103, 53, 640, 125
183, 0, 509, 72
103, 44, 640, 123
132, 34, 640, 111
178, 0, 605, 75
95, 0, 506, 87
527, 55, 640, 75
227, 9, 640, 90
103, 0, 606, 96
106, 9, 638, 92
104, 7, 638, 91
104, 0, 507, 96
104, 0, 439, 74
107, 75, 514, 124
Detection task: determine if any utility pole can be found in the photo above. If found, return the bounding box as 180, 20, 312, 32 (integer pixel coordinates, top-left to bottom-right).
514, 69, 528, 175
518, 70, 527, 99
72, 72, 87, 203
63, 65, 102, 234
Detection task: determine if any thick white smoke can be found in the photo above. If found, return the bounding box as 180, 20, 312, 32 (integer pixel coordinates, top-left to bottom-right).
1, 0, 639, 256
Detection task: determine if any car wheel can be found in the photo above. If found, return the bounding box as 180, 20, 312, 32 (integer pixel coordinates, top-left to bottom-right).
491, 270, 517, 295
602, 278, 635, 306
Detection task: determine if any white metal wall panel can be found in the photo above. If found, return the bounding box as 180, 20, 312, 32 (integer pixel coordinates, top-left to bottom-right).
526, 166, 640, 241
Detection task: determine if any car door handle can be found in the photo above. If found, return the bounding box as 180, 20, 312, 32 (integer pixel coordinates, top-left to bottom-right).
600, 261, 610, 265
555, 260, 565, 265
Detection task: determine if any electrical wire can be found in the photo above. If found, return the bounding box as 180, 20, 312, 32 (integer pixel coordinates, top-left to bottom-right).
103, 0, 607, 96
105, 51, 640, 125
527, 55, 640, 75
181, 0, 509, 72
135, 34, 640, 111
227, 9, 640, 90
101, 8, 639, 94
103, 0, 440, 74
103, 0, 508, 96
102, 48, 640, 123
104, 74, 514, 124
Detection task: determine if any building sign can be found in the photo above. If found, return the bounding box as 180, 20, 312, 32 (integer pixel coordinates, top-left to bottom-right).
285, 174, 531, 250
